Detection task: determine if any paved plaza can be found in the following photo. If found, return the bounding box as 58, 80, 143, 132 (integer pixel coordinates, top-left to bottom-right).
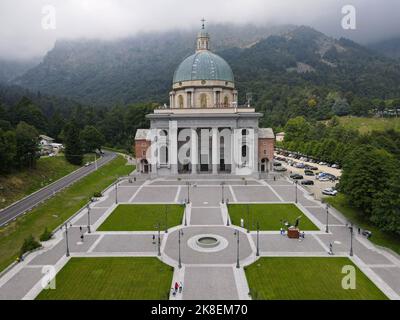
0, 175, 400, 300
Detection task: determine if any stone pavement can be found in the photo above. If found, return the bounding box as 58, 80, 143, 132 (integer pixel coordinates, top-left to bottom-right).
0, 176, 399, 300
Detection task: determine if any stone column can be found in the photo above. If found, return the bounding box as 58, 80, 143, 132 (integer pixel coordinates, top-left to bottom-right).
191, 128, 198, 174
212, 127, 218, 174
169, 122, 178, 174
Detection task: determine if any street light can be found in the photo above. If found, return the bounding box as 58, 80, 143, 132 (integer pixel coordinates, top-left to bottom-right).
155, 222, 161, 256
246, 204, 250, 233
234, 230, 240, 268
294, 180, 298, 203
178, 229, 184, 269
349, 223, 354, 256
64, 222, 70, 257
325, 203, 330, 233
165, 205, 169, 233
115, 178, 119, 204
256, 221, 260, 256
186, 182, 190, 204
221, 182, 225, 204
184, 203, 187, 226
87, 204, 91, 234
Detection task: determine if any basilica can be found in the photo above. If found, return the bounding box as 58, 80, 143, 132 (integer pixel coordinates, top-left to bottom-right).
134, 23, 275, 177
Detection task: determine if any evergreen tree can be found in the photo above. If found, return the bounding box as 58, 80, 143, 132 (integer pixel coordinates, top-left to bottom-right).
64, 121, 83, 165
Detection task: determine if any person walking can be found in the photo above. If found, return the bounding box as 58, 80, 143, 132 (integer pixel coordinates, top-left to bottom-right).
175, 282, 179, 293
179, 282, 183, 293
152, 234, 156, 244
329, 242, 333, 255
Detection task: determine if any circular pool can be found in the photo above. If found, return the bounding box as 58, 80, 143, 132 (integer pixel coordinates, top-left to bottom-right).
196, 236, 220, 248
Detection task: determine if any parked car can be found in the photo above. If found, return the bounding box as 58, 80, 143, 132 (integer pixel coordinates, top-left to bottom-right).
362, 230, 372, 238
331, 164, 341, 169
322, 188, 337, 196
273, 162, 282, 167
84, 162, 90, 167
301, 180, 314, 185
304, 170, 314, 176
290, 173, 304, 180
295, 163, 306, 169
274, 166, 287, 172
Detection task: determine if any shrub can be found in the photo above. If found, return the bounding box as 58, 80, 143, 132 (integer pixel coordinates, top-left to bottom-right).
20, 235, 41, 257
93, 191, 102, 198
39, 228, 53, 242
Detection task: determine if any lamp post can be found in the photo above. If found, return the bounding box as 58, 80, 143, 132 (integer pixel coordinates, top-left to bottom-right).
64, 222, 70, 257
178, 229, 184, 269
87, 204, 91, 234
325, 203, 330, 233
349, 223, 354, 257
246, 204, 250, 233
294, 180, 298, 203
221, 182, 225, 204
234, 230, 240, 268
155, 222, 161, 256
186, 182, 190, 204
184, 203, 187, 226
165, 205, 169, 233
115, 178, 119, 204
256, 221, 260, 257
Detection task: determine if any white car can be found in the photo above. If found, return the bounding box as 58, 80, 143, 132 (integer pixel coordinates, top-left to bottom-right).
322, 188, 338, 196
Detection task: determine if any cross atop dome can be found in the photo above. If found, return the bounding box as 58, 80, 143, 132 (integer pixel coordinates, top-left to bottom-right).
201, 18, 206, 30
197, 18, 209, 51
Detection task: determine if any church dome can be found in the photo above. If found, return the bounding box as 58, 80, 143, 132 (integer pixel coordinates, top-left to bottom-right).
173, 51, 234, 84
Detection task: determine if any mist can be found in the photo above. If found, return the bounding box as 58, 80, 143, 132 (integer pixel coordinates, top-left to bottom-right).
0, 0, 399, 60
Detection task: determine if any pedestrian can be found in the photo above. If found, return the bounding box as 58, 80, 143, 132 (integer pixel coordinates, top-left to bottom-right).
179, 282, 183, 293
80, 234, 84, 242
358, 227, 361, 235
79, 226, 82, 233
175, 282, 179, 293
329, 242, 333, 255
273, 176, 276, 181
171, 288, 176, 297
280, 227, 284, 235
302, 232, 305, 239
152, 234, 156, 244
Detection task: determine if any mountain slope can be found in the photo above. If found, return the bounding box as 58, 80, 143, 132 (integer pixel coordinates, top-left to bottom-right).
14, 25, 400, 107
368, 37, 400, 59
15, 24, 293, 106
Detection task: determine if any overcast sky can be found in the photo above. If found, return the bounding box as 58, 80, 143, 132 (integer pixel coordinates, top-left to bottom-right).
1, 0, 399, 60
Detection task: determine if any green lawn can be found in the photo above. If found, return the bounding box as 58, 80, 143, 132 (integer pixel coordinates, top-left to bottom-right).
338, 116, 400, 134
0, 156, 134, 272
0, 156, 79, 210
98, 204, 184, 231
245, 257, 388, 300
325, 193, 400, 255
228, 203, 319, 231
36, 257, 173, 300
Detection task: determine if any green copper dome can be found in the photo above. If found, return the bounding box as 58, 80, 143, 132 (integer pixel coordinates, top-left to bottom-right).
173, 51, 234, 84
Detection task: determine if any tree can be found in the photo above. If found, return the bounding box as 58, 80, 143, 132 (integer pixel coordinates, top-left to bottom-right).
64, 121, 83, 165
80, 125, 105, 152
15, 122, 39, 169
284, 116, 311, 142
0, 129, 17, 172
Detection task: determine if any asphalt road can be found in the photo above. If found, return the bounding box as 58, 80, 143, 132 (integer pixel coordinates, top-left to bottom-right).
0, 151, 116, 227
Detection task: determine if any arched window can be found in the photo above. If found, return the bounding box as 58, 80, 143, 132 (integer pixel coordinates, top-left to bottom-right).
200, 94, 207, 108
223, 96, 229, 107
242, 129, 249, 136
178, 95, 184, 108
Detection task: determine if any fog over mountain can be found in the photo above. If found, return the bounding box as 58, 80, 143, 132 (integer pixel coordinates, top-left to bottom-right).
1, 0, 400, 61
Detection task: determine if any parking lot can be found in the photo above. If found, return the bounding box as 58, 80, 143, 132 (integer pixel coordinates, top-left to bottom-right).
274, 151, 341, 200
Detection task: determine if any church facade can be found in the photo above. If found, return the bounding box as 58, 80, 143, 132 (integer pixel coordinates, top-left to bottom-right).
134, 24, 275, 177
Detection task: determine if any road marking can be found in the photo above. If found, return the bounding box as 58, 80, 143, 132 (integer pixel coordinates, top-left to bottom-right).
229, 185, 238, 202
87, 234, 105, 253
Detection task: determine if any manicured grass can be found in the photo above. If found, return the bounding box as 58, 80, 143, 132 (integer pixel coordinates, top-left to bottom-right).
228, 203, 319, 231
36, 257, 173, 300
245, 257, 388, 300
325, 193, 400, 255
98, 204, 184, 231
338, 116, 400, 134
0, 156, 78, 210
0, 156, 134, 272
